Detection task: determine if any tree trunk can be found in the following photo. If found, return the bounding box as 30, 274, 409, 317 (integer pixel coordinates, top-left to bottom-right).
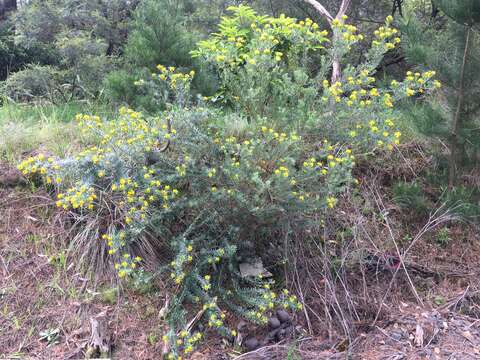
449, 26, 471, 187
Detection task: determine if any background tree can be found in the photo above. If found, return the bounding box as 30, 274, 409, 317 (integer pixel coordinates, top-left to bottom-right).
402, 0, 480, 186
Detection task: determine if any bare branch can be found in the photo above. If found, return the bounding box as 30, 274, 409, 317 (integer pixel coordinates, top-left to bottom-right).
303, 0, 353, 82
336, 0, 352, 19
302, 0, 334, 23
303, 0, 352, 23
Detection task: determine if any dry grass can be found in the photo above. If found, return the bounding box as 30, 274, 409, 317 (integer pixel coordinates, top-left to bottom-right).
0, 182, 169, 359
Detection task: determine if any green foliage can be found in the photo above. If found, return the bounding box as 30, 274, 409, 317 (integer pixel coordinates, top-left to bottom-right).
439, 186, 480, 220
0, 19, 58, 81
2, 64, 61, 103
392, 181, 428, 215
192, 6, 439, 151
401, 3, 480, 184
2, 0, 137, 101
435, 0, 480, 25
435, 227, 451, 247
106, 0, 217, 110
124, 0, 195, 70
38, 328, 60, 347
2, 30, 113, 102
99, 287, 118, 305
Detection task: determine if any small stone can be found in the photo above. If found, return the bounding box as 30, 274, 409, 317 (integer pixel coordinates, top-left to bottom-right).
244, 337, 259, 351
390, 331, 403, 341
268, 317, 281, 329
276, 309, 291, 323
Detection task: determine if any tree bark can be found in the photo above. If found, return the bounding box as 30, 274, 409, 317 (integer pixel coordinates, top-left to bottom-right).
449, 26, 471, 187
303, 0, 352, 83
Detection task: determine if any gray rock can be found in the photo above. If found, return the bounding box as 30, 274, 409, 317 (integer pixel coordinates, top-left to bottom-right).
244, 337, 259, 351
276, 309, 291, 323
268, 316, 281, 329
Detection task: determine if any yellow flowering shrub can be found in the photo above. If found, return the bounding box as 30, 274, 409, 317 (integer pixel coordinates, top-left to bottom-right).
17, 7, 442, 359
192, 6, 440, 151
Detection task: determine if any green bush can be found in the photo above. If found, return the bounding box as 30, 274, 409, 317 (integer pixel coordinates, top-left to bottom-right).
192, 6, 440, 147
105, 0, 217, 109
4, 0, 137, 102
440, 186, 480, 220
392, 181, 428, 215
55, 32, 114, 98
2, 64, 62, 102
0, 19, 59, 81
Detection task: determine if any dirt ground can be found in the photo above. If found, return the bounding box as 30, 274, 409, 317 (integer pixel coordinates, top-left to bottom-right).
1, 162, 480, 360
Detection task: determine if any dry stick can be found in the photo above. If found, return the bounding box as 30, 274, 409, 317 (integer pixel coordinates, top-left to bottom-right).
372, 200, 456, 325
437, 286, 471, 313
294, 256, 313, 334
302, 251, 333, 325
314, 238, 352, 339
372, 187, 423, 306
394, 145, 417, 178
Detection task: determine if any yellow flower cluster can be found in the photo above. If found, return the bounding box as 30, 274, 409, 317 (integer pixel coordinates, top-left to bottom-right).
155, 65, 195, 90
193, 7, 329, 70
303, 140, 354, 173
165, 331, 202, 358
112, 175, 179, 224
207, 309, 227, 328
349, 118, 401, 150
17, 154, 61, 184
207, 247, 225, 264
274, 166, 289, 178
326, 196, 337, 209
323, 74, 378, 105
260, 126, 299, 142
404, 70, 440, 97
175, 156, 190, 177
372, 16, 401, 51
113, 254, 142, 278
101, 231, 127, 255
332, 15, 364, 43
280, 289, 303, 310
245, 284, 302, 326
55, 186, 97, 210
77, 108, 175, 154
169, 242, 195, 285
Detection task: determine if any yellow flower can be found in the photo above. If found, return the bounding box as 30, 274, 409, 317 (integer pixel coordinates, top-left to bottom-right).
326, 196, 337, 209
